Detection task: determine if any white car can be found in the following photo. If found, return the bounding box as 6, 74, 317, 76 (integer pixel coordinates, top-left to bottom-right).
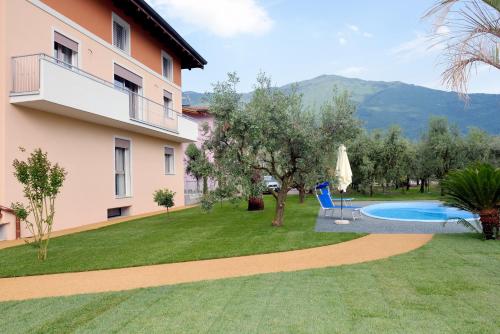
263, 176, 280, 194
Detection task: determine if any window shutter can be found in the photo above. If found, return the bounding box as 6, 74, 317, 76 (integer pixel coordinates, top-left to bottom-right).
54, 32, 78, 52
115, 138, 130, 149
114, 64, 142, 87
163, 90, 172, 100
113, 21, 126, 50
163, 55, 172, 79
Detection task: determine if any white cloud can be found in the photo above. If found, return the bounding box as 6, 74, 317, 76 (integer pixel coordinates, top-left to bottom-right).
436, 25, 450, 35
337, 66, 365, 76
347, 24, 359, 32
148, 0, 273, 38
338, 37, 347, 45
390, 32, 444, 61
363, 32, 373, 38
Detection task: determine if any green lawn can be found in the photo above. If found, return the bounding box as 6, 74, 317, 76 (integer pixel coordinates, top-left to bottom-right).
1, 234, 498, 333
0, 195, 361, 278
350, 185, 442, 201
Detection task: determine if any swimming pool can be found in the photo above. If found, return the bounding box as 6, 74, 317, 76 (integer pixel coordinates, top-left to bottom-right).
360, 201, 478, 222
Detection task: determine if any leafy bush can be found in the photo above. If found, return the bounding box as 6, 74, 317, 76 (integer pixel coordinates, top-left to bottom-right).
11, 148, 66, 260
442, 163, 500, 239
200, 191, 217, 213
153, 188, 176, 217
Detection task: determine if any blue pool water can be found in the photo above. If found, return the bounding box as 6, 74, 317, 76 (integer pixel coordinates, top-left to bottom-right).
361, 202, 477, 222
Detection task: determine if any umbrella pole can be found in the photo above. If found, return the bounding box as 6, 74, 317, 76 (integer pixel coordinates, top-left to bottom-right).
340, 191, 343, 220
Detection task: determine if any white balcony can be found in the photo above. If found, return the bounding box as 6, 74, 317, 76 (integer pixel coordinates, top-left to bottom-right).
9, 54, 198, 142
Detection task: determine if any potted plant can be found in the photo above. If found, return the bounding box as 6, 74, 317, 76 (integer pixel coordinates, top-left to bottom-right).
442, 163, 500, 240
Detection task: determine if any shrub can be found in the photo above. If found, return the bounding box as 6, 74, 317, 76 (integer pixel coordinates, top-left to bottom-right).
11, 148, 66, 260
153, 188, 176, 217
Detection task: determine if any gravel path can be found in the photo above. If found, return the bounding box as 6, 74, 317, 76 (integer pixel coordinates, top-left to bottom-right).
316, 201, 473, 234
0, 234, 432, 302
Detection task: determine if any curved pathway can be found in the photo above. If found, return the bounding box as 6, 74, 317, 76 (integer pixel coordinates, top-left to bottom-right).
0, 234, 432, 302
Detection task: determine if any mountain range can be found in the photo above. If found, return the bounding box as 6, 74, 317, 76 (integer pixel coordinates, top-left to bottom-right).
183, 74, 500, 139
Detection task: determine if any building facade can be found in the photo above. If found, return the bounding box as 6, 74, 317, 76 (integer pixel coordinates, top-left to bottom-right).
181, 106, 216, 204
0, 0, 206, 240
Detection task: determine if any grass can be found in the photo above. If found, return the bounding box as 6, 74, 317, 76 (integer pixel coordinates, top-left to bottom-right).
0, 195, 361, 278
350, 185, 442, 201
1, 234, 499, 333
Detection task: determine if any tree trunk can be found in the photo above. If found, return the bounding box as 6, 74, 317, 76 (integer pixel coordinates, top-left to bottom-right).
298, 185, 306, 204
247, 170, 264, 211
420, 178, 425, 193
272, 188, 288, 227
369, 184, 373, 197
479, 208, 499, 240
406, 177, 410, 191
272, 179, 289, 227
248, 196, 264, 211
202, 176, 208, 195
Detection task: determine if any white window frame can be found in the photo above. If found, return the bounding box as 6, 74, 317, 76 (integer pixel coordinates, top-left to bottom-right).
164, 145, 175, 175
161, 50, 173, 82
163, 96, 174, 119
112, 12, 131, 55
114, 136, 133, 198
51, 28, 81, 67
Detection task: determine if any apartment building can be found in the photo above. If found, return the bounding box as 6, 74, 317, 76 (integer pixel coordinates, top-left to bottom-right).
181, 105, 216, 204
0, 0, 207, 240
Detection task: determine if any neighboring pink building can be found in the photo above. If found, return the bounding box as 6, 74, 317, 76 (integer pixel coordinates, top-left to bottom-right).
181, 106, 216, 203
0, 0, 206, 240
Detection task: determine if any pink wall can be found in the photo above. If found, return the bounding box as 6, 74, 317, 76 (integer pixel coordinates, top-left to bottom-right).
182, 111, 215, 189
5, 108, 186, 238
0, 0, 194, 239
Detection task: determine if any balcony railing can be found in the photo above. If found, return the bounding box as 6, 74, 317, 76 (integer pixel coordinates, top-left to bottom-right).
11, 53, 188, 133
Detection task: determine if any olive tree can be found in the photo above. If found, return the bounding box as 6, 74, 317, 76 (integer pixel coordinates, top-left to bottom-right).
11, 148, 66, 260
185, 143, 213, 194
207, 73, 320, 226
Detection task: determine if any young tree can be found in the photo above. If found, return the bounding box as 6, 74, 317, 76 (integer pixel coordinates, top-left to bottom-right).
463, 127, 492, 163
349, 131, 376, 195
208, 73, 320, 226
11, 148, 66, 260
185, 143, 213, 194
153, 188, 176, 217
424, 0, 500, 99
380, 126, 412, 190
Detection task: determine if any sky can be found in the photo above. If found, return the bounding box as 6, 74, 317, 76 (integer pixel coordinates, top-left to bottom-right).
147, 0, 499, 94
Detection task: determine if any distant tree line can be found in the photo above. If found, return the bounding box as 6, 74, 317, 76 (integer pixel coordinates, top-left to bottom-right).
349, 118, 500, 195
186, 73, 499, 226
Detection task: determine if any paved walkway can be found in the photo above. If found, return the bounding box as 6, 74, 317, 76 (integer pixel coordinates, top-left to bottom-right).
316, 201, 472, 234
0, 234, 432, 301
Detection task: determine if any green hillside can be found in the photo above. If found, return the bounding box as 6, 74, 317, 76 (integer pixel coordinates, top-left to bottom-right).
183, 75, 500, 139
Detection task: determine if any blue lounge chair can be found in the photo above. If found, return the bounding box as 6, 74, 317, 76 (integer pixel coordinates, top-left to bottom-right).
315, 182, 335, 217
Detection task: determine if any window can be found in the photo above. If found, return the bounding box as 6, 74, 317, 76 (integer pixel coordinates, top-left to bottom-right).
107, 207, 130, 218
163, 90, 174, 118
115, 138, 131, 197
112, 13, 130, 53
53, 31, 78, 67
114, 64, 143, 119
164, 147, 174, 174
162, 51, 173, 81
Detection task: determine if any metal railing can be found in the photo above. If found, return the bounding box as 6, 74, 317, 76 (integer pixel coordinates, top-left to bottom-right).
11, 53, 188, 133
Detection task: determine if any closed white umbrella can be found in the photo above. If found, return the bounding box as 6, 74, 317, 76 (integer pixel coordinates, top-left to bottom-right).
335, 144, 352, 224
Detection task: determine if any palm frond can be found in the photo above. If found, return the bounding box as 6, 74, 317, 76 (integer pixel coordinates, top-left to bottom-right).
442, 163, 500, 212
444, 217, 483, 233
423, 0, 500, 99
